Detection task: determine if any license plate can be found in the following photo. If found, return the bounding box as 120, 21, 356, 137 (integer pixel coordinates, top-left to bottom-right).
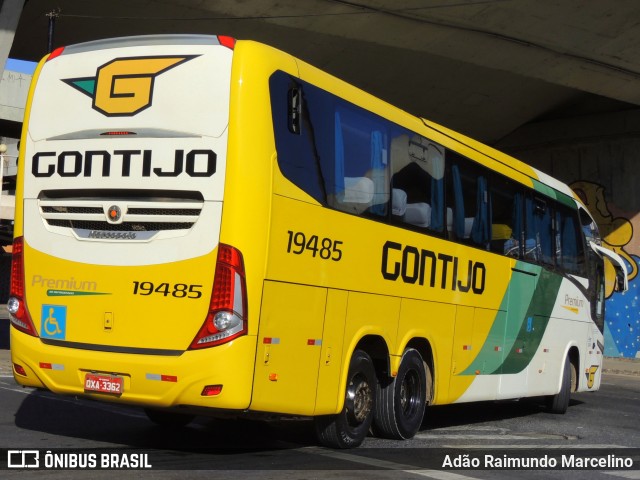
84, 373, 123, 395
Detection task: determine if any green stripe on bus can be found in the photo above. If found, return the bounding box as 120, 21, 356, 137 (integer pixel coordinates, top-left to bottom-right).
532, 178, 576, 209
555, 189, 576, 209
460, 262, 562, 376
460, 261, 537, 376
498, 267, 562, 374
531, 178, 556, 199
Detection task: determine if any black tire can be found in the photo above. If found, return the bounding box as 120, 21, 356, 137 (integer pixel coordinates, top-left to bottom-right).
372, 348, 428, 439
314, 349, 376, 449
144, 408, 195, 428
546, 355, 572, 414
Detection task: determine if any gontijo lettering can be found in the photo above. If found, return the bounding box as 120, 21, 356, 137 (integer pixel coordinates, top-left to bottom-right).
381, 240, 486, 294
31, 149, 216, 178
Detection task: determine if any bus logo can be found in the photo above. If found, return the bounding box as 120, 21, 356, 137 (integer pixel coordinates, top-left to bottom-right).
63, 55, 198, 116
586, 365, 599, 388
107, 205, 122, 223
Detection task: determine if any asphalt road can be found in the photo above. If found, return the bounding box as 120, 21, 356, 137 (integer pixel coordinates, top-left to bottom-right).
0, 343, 638, 479
0, 306, 639, 479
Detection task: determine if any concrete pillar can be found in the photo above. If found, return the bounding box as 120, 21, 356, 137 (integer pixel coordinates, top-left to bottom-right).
0, 0, 26, 78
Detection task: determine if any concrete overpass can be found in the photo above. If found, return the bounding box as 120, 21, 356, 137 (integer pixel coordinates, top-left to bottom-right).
3, 0, 640, 145
1, 0, 639, 357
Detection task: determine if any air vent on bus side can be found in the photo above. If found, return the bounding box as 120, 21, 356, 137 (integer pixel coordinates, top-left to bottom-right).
37, 190, 204, 240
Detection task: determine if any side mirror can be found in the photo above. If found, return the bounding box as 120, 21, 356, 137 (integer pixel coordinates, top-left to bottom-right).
615, 265, 628, 292
590, 242, 629, 293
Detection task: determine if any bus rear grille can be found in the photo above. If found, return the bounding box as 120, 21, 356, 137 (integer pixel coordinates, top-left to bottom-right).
46, 219, 195, 231
38, 192, 204, 235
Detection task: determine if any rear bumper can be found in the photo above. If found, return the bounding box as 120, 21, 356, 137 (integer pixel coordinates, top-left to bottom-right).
10, 327, 257, 410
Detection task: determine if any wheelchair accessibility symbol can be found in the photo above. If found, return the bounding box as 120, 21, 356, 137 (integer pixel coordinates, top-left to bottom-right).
41, 305, 67, 340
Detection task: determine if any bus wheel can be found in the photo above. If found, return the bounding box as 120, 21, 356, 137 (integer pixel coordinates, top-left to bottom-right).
546, 355, 572, 414
373, 348, 427, 439
144, 408, 195, 428
314, 349, 376, 449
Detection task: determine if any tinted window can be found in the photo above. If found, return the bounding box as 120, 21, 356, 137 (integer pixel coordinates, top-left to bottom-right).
390, 134, 445, 233
270, 70, 587, 277
556, 205, 586, 274
448, 152, 491, 248
270, 73, 327, 203
490, 177, 521, 258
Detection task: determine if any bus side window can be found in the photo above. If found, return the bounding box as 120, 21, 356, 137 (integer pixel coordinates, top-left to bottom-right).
269, 72, 329, 205
332, 108, 389, 217
504, 192, 526, 258
489, 177, 519, 257
536, 198, 554, 266
448, 153, 490, 249
523, 196, 553, 263
449, 163, 475, 241
390, 134, 445, 233
557, 206, 586, 275
470, 175, 491, 248
579, 206, 599, 245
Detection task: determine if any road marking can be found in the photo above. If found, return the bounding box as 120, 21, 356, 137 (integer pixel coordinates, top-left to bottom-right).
603, 472, 640, 479
417, 434, 577, 440
0, 379, 33, 394
443, 444, 629, 449
416, 425, 577, 441
0, 380, 147, 419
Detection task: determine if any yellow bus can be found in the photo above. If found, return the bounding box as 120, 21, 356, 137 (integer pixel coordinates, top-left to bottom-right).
9, 35, 628, 448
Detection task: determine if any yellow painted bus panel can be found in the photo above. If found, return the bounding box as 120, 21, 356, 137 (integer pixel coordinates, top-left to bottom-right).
22, 242, 217, 351
221, 43, 297, 338
449, 305, 476, 398
251, 281, 327, 415
268, 193, 511, 313
343, 292, 400, 363
315, 289, 348, 415
11, 329, 257, 409
12, 56, 49, 237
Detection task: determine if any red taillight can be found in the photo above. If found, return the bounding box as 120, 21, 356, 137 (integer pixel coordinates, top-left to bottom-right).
8, 237, 38, 337
217, 35, 236, 50
201, 385, 223, 396
189, 244, 247, 349
46, 46, 65, 61
10, 237, 24, 298
14, 364, 27, 377
99, 131, 137, 136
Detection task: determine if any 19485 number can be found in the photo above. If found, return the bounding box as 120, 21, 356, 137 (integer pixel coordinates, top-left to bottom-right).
286, 230, 343, 261
132, 281, 202, 298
